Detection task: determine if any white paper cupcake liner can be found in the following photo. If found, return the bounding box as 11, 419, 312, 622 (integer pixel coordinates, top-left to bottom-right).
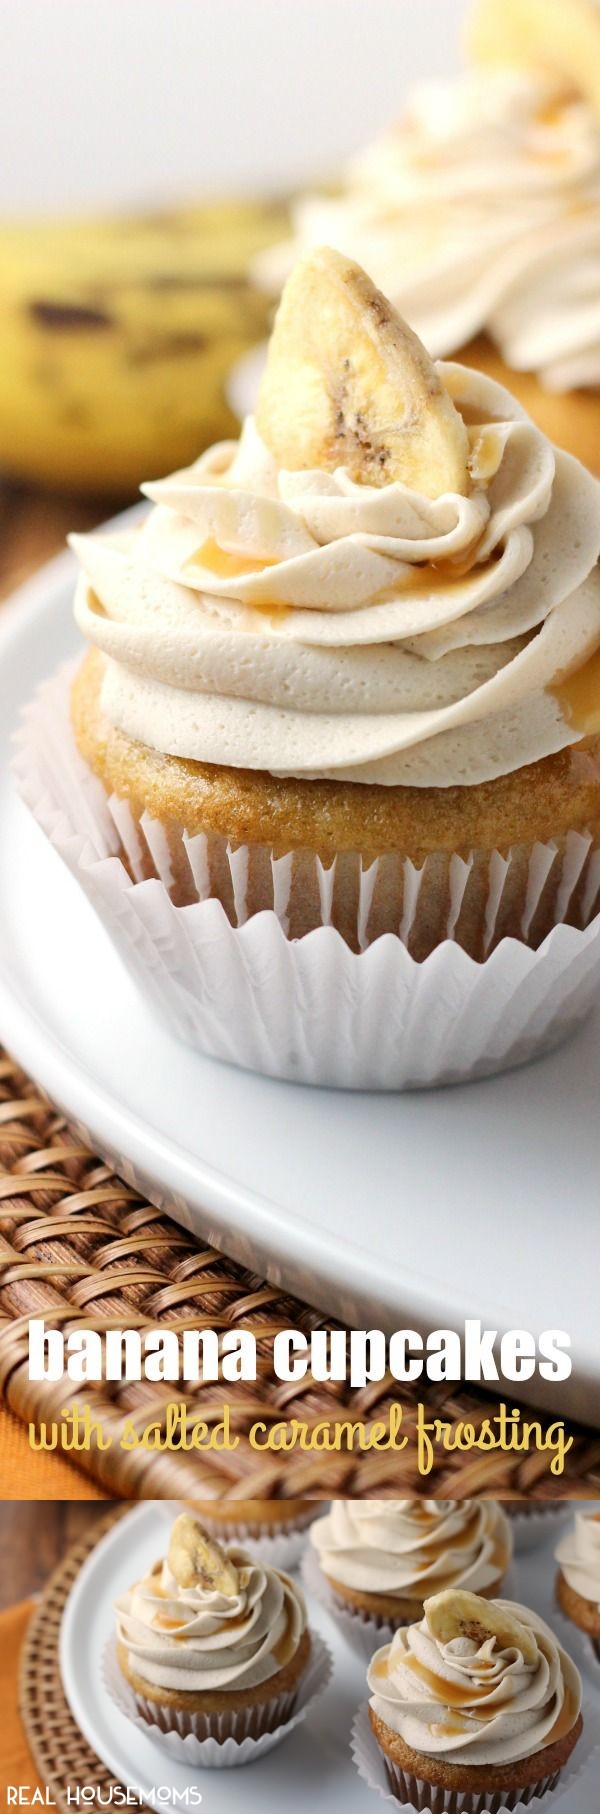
505, 1508, 573, 1554
301, 1547, 518, 1662
102, 1627, 331, 1768
14, 668, 600, 1091
350, 1697, 600, 1813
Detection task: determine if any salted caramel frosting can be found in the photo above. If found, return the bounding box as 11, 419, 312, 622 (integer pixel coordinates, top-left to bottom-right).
556, 1512, 600, 1610
367, 1599, 582, 1765
71, 362, 600, 791
256, 70, 600, 392
114, 1546, 306, 1694
311, 1499, 511, 1598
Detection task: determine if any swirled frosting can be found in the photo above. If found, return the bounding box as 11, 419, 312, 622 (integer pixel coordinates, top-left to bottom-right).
114, 1545, 306, 1693
256, 71, 600, 392
556, 1512, 600, 1610
311, 1499, 511, 1598
367, 1600, 582, 1765
72, 362, 600, 789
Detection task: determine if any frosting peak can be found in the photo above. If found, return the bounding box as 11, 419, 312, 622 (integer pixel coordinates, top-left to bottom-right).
367, 1597, 582, 1765
114, 1543, 306, 1693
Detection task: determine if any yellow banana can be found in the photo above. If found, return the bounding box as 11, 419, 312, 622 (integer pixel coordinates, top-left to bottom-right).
0, 200, 286, 496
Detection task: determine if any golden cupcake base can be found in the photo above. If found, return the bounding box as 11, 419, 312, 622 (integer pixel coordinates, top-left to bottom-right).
557, 1564, 600, 1642
368, 1703, 583, 1803
72, 651, 600, 958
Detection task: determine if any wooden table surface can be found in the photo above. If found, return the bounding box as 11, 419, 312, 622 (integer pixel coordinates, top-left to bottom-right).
0, 1502, 112, 1606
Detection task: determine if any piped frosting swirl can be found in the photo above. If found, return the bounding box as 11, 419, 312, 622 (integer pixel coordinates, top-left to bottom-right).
367, 1598, 582, 1765
256, 70, 600, 392
114, 1545, 306, 1693
72, 362, 600, 790
311, 1498, 511, 1598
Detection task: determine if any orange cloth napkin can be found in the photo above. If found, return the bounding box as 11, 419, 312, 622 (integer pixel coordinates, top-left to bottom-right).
0, 1405, 107, 1499
0, 1599, 45, 1797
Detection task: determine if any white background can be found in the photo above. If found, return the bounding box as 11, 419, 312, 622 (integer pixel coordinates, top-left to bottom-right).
0, 0, 464, 214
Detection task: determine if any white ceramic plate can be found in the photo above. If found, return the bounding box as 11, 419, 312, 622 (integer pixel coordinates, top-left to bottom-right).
1, 549, 599, 1425
59, 1501, 600, 1811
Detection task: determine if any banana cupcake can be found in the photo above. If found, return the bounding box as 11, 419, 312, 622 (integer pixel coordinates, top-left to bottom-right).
113, 1513, 311, 1745
18, 239, 600, 1087
69, 247, 600, 962
556, 1510, 600, 1659
307, 1500, 512, 1652
364, 1587, 583, 1810
255, 0, 600, 472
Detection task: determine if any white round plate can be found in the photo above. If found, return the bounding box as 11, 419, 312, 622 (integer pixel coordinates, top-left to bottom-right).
59, 1501, 600, 1811
1, 547, 599, 1425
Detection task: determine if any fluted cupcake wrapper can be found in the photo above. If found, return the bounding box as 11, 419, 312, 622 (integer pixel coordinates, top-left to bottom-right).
301, 1544, 402, 1658
102, 1627, 332, 1768
301, 1547, 519, 1662
14, 669, 600, 1091
504, 1508, 572, 1554
350, 1698, 600, 1814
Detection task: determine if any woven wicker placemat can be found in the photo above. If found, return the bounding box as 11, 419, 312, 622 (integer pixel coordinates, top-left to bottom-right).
1, 1046, 600, 1499
19, 1506, 129, 1812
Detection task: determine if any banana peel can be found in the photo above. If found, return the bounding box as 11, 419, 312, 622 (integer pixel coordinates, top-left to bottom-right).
0, 200, 287, 497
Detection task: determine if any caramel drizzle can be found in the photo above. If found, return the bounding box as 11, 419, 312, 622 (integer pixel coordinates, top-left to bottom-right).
551, 644, 600, 735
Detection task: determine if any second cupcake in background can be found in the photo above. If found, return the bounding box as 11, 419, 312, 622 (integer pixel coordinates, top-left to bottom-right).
178, 1499, 323, 1570
556, 1509, 600, 1663
305, 1498, 512, 1657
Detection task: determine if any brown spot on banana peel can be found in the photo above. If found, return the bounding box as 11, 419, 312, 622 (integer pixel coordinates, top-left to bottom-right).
127, 331, 207, 365
29, 301, 114, 331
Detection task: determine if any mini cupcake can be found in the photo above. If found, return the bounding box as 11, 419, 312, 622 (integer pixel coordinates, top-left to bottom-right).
366, 1586, 583, 1810
309, 1499, 512, 1637
17, 243, 600, 1088
556, 1509, 600, 1659
113, 1513, 311, 1745
254, 0, 600, 473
